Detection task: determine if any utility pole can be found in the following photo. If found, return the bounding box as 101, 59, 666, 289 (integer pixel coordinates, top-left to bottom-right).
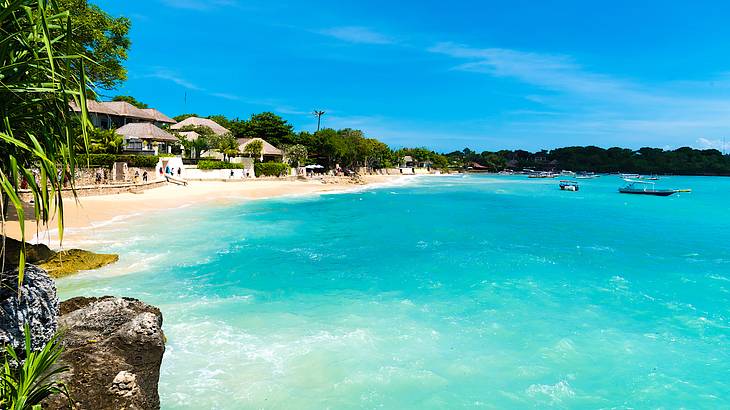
313, 110, 325, 132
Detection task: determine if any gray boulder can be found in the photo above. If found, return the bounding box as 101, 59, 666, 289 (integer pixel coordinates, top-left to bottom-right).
46, 296, 166, 410
0, 265, 59, 353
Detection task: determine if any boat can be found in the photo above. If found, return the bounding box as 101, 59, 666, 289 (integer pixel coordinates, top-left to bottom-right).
528, 172, 557, 179
638, 175, 660, 181
559, 180, 579, 191
618, 179, 689, 196
576, 172, 600, 179
620, 173, 640, 179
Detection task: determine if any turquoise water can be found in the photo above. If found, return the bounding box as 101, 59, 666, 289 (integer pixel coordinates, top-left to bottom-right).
58, 175, 730, 408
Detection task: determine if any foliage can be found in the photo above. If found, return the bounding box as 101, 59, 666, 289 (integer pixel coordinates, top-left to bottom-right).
449, 146, 730, 175
239, 112, 294, 147
174, 125, 216, 159
173, 113, 198, 122
0, 326, 71, 409
284, 144, 308, 167
197, 160, 244, 170
217, 134, 239, 163
57, 0, 130, 90
87, 128, 123, 154
242, 139, 264, 160
0, 0, 91, 285
76, 154, 159, 168
111, 95, 147, 108
255, 162, 290, 177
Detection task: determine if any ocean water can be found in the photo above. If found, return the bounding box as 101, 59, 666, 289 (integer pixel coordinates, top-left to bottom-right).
57, 175, 730, 409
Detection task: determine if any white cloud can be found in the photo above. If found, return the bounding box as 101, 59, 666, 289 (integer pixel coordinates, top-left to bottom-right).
318, 26, 395, 45
147, 69, 204, 91
427, 41, 730, 149
697, 137, 730, 152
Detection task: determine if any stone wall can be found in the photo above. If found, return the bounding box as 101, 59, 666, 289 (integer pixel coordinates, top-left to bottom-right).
18, 180, 166, 201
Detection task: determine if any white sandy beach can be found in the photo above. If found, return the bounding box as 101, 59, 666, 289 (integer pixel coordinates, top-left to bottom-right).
4, 175, 408, 247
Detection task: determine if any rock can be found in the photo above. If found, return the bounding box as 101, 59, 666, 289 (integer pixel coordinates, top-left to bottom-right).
39, 249, 119, 278
45, 296, 165, 410
2, 235, 119, 277
0, 265, 59, 353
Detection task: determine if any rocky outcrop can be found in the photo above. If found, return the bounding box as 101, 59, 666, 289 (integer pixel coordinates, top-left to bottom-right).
45, 296, 165, 410
0, 265, 59, 352
39, 249, 119, 278
2, 235, 118, 277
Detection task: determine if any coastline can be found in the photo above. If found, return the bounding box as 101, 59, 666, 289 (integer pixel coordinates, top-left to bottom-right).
4, 175, 414, 248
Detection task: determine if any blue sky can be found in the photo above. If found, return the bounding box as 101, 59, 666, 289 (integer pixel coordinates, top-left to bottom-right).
94, 0, 730, 152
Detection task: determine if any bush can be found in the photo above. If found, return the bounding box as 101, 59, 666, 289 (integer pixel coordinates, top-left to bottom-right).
197, 160, 245, 170
119, 155, 160, 168
255, 162, 290, 177
77, 154, 160, 168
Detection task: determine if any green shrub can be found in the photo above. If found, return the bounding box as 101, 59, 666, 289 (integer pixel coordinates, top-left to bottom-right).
0, 326, 71, 408
120, 155, 160, 168
77, 154, 159, 168
197, 160, 245, 170
255, 162, 290, 177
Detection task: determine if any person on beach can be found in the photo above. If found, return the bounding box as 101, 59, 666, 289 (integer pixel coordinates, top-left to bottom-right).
230, 169, 234, 178
143, 171, 148, 182
166, 165, 170, 174
177, 168, 181, 177
134, 170, 140, 183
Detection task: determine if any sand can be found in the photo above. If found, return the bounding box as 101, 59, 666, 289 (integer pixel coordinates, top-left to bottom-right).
3, 175, 408, 248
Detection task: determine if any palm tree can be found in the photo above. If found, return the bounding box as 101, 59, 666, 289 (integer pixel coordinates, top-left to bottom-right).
313, 110, 325, 132
243, 139, 264, 162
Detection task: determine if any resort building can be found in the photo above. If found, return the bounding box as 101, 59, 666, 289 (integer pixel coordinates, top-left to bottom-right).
115, 122, 178, 155
69, 100, 176, 129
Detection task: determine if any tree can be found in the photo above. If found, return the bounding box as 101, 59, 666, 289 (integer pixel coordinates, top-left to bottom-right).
173, 113, 199, 122
174, 125, 215, 159
217, 134, 239, 163
88, 128, 123, 154
243, 139, 264, 161
284, 144, 308, 168
57, 0, 131, 90
241, 112, 294, 147
112, 95, 148, 109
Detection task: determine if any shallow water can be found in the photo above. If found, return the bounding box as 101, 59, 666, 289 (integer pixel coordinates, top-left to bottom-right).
58, 175, 730, 408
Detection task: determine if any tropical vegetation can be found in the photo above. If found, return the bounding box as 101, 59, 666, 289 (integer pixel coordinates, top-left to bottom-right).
255, 162, 290, 177
0, 327, 70, 409
1, 0, 94, 281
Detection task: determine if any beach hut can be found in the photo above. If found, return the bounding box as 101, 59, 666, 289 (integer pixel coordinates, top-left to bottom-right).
116, 123, 178, 155
171, 117, 230, 136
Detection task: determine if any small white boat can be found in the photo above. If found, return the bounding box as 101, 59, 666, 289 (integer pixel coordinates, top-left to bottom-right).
559, 180, 579, 191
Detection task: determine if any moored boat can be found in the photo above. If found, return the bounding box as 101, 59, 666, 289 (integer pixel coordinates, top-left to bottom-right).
618, 179, 689, 196
559, 180, 579, 191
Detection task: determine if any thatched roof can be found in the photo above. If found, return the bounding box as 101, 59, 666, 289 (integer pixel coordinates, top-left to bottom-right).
237, 138, 282, 156
69, 101, 175, 124
171, 117, 230, 135
140, 108, 177, 124
116, 123, 177, 142
102, 101, 155, 120
177, 131, 200, 141
69, 100, 119, 116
